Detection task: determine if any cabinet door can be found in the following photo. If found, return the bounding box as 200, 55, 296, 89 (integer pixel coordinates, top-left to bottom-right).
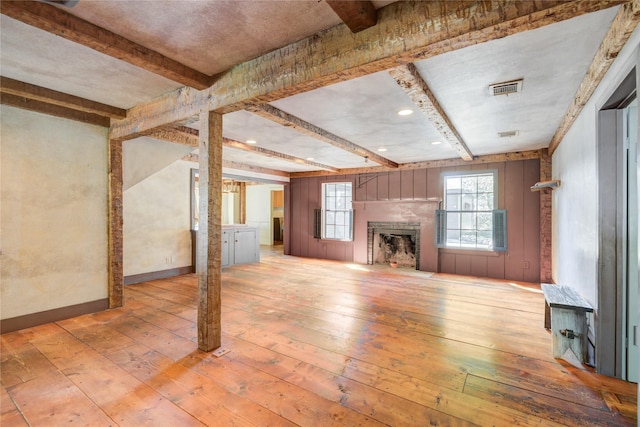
221, 230, 230, 267
234, 229, 257, 264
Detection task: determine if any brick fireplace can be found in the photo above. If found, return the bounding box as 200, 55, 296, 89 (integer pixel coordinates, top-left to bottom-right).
367, 222, 421, 269
352, 200, 440, 272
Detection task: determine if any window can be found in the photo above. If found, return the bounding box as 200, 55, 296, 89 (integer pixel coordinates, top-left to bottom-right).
435, 171, 506, 251
321, 182, 353, 241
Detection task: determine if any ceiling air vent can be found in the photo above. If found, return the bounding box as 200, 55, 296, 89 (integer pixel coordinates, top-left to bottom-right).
489, 79, 523, 96
498, 130, 519, 138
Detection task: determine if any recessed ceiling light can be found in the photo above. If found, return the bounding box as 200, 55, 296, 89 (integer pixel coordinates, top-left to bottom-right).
397, 109, 413, 116
431, 141, 442, 145
377, 148, 387, 152
246, 139, 257, 144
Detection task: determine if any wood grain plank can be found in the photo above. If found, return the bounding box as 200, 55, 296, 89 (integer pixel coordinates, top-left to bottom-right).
413, 168, 427, 200
107, 342, 292, 427
400, 169, 414, 200
184, 349, 387, 427
523, 158, 541, 282
30, 326, 204, 426
463, 374, 635, 427
1, 385, 28, 427
6, 371, 116, 426
504, 160, 525, 281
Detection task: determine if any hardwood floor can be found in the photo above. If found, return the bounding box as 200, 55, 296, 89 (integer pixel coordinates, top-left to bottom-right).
2, 247, 637, 426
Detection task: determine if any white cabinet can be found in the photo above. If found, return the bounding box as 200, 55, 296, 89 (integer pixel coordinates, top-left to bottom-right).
223, 226, 259, 267
192, 226, 259, 270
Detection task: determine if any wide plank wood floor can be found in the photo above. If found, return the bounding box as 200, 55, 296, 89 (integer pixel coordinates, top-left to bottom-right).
2, 247, 637, 426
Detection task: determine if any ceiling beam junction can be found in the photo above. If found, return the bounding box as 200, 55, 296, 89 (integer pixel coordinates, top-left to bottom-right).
549, 0, 640, 154
0, 1, 213, 90
0, 76, 126, 119
389, 63, 474, 161
326, 1, 377, 33
246, 104, 399, 169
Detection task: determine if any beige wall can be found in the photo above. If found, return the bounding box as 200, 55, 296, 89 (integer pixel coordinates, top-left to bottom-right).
246, 183, 284, 245
123, 160, 193, 276
1, 106, 108, 320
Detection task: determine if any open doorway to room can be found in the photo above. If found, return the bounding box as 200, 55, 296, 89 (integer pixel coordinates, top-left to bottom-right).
597, 68, 638, 382
272, 190, 284, 245
190, 170, 286, 248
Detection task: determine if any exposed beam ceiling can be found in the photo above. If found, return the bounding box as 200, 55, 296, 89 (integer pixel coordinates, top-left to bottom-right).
0, 0, 213, 90
109, 0, 624, 142
389, 64, 473, 161
326, 1, 378, 33
223, 137, 340, 172
147, 126, 339, 172
182, 152, 291, 179
0, 76, 126, 119
549, 0, 640, 154
222, 159, 290, 179
246, 104, 398, 169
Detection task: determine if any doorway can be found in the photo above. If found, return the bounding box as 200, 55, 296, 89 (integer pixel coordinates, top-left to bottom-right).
272, 190, 284, 245
622, 98, 638, 382
597, 69, 639, 382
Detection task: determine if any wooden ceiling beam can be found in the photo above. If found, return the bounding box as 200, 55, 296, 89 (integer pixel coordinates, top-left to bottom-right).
110, 0, 625, 141
148, 126, 338, 172
549, 0, 640, 154
222, 160, 290, 178
389, 64, 473, 161
223, 137, 340, 172
0, 1, 212, 90
0, 76, 126, 119
182, 152, 290, 178
146, 126, 199, 147
1, 92, 110, 127
246, 104, 398, 169
326, 1, 377, 33
289, 149, 543, 178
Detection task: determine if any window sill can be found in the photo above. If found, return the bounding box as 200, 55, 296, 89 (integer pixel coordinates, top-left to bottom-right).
439, 247, 501, 257
319, 239, 354, 244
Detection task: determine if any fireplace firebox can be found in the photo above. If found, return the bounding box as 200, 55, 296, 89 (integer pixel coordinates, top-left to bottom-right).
367, 222, 421, 269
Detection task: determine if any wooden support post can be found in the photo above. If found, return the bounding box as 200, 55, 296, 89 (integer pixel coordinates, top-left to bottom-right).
108, 136, 124, 308
197, 110, 223, 351
539, 149, 553, 283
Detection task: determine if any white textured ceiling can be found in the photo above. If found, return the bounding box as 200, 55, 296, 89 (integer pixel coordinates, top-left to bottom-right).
0, 1, 622, 177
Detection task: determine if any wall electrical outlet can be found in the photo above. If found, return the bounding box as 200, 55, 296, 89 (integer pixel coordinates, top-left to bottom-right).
523, 261, 530, 269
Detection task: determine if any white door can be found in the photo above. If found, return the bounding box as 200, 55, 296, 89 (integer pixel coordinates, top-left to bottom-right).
624, 99, 638, 382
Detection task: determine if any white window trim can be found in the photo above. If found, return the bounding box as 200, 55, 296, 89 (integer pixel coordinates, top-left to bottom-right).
321, 182, 354, 242
436, 170, 506, 251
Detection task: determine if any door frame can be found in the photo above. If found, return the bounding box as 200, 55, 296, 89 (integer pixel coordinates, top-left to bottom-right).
596, 67, 638, 378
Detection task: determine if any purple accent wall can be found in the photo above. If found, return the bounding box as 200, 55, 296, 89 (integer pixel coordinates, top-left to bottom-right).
286, 159, 541, 282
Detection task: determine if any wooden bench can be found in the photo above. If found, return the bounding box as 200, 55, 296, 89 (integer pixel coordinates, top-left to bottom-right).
541, 283, 593, 363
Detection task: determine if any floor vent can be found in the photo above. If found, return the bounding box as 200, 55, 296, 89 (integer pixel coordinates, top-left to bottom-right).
489, 79, 523, 96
